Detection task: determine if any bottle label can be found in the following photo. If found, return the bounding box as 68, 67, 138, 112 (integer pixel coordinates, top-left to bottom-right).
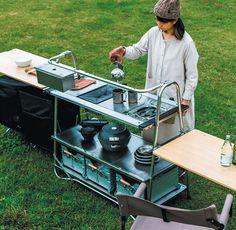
221, 154, 232, 166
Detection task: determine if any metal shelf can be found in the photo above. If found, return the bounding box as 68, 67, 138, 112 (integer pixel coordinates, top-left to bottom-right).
49, 82, 186, 129
53, 138, 186, 204
52, 125, 176, 182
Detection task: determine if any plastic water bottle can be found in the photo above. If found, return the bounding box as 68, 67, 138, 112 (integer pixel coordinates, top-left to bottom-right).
220, 135, 233, 167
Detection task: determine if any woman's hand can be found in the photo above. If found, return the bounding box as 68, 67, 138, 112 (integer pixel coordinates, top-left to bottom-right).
181, 99, 189, 116
109, 46, 126, 63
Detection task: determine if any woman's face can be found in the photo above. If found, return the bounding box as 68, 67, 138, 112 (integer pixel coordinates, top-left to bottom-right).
156, 19, 177, 33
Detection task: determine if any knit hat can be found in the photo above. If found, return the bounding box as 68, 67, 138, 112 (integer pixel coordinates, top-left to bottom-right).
153, 0, 180, 19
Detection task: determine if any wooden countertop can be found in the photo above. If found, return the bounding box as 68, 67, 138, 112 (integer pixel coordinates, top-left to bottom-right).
154, 129, 236, 191
0, 48, 47, 89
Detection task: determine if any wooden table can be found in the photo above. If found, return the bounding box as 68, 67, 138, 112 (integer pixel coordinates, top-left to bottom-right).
0, 48, 47, 88
153, 129, 236, 192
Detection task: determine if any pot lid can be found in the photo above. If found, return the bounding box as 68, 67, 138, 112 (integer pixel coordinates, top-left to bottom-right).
101, 122, 126, 135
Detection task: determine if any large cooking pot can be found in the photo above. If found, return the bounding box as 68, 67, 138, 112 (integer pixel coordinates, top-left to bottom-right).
98, 122, 131, 152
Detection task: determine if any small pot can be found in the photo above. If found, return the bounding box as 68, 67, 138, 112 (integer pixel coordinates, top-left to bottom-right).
81, 126, 96, 142
98, 122, 131, 152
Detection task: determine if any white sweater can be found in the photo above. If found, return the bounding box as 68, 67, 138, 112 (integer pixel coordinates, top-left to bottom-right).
124, 26, 199, 142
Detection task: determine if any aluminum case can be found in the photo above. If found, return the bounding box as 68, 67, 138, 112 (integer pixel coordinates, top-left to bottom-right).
36, 63, 75, 92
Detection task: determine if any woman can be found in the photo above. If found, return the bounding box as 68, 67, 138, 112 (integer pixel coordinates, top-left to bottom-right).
109, 0, 199, 144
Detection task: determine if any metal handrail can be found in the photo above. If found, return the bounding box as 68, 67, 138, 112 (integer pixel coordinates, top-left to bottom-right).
153, 81, 184, 148
48, 50, 79, 70
48, 50, 166, 93
148, 81, 184, 200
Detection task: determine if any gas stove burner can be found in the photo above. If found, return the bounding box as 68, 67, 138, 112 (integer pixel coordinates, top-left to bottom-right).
125, 97, 178, 127
127, 104, 159, 121
136, 106, 156, 118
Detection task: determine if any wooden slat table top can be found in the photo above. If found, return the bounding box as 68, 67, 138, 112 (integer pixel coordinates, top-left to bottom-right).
0, 48, 47, 89
154, 129, 236, 191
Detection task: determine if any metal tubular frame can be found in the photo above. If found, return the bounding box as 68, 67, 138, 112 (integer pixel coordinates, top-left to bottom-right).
53, 96, 59, 174
48, 50, 79, 71
148, 81, 184, 200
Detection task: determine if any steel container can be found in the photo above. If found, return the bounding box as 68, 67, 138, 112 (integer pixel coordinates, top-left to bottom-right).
36, 63, 75, 92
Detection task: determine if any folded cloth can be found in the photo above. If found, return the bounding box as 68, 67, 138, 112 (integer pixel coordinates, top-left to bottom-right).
71, 78, 96, 90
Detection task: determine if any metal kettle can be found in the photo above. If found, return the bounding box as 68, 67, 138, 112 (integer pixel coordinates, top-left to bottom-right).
110, 61, 125, 81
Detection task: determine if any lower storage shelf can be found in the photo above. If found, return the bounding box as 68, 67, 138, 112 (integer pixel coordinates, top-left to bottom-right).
57, 145, 186, 204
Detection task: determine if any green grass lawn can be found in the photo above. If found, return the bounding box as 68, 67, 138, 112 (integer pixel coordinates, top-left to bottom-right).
0, 0, 235, 229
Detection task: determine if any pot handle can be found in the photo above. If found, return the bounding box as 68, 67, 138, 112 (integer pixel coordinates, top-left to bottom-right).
110, 144, 120, 149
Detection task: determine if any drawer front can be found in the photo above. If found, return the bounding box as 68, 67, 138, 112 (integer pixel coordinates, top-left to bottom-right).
85, 159, 113, 191
61, 146, 84, 175
151, 166, 179, 202
116, 174, 141, 197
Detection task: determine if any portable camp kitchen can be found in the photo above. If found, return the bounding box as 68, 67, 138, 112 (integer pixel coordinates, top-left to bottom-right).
1, 49, 235, 206
36, 50, 188, 203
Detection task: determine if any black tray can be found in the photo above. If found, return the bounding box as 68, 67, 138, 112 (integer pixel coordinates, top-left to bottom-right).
78, 84, 115, 104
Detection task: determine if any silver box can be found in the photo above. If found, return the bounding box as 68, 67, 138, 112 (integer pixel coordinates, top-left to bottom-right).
36, 63, 75, 92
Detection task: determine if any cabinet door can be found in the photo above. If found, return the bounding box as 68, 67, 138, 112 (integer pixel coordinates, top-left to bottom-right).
0, 75, 29, 130
19, 90, 54, 149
